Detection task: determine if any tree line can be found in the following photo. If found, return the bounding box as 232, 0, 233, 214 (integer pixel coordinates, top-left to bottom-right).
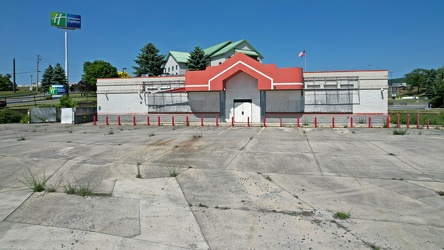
404, 66, 444, 107
36, 42, 206, 95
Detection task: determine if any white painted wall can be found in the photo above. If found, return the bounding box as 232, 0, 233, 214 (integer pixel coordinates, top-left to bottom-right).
266, 90, 303, 112
164, 55, 183, 75
225, 72, 261, 122
303, 71, 388, 114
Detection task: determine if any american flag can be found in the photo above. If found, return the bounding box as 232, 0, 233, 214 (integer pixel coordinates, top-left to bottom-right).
298, 50, 305, 57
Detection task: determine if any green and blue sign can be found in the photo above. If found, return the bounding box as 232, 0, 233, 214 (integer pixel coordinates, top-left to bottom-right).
50, 12, 81, 30
49, 85, 66, 99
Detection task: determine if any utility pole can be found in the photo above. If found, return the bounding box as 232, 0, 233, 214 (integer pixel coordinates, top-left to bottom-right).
36, 55, 41, 93
13, 58, 16, 94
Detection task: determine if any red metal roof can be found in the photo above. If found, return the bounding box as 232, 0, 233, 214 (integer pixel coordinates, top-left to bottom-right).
185, 53, 303, 91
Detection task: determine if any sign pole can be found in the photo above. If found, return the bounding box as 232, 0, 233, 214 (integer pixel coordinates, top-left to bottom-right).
65, 29, 69, 87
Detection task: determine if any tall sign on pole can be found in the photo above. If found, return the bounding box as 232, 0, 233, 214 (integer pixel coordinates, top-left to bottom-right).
50, 12, 81, 88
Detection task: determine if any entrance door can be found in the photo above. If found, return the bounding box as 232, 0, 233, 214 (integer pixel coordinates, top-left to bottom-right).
234, 100, 252, 123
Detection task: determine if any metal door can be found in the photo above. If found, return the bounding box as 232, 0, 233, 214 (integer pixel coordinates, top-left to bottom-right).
234, 101, 252, 123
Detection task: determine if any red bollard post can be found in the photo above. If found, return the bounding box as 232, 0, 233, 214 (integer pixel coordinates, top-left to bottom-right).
263, 117, 266, 127
117, 116, 121, 126
416, 113, 420, 129
314, 117, 317, 128
332, 117, 335, 128
201, 116, 204, 126
297, 117, 300, 128
158, 116, 161, 126
172, 116, 175, 126
106, 116, 109, 126
232, 116, 234, 127
280, 118, 282, 127
186, 116, 189, 126
368, 117, 371, 128
247, 117, 250, 127
147, 116, 150, 126
133, 116, 136, 126
406, 114, 410, 128
350, 117, 353, 128
427, 119, 430, 129
216, 116, 219, 127
93, 116, 96, 125
397, 113, 400, 128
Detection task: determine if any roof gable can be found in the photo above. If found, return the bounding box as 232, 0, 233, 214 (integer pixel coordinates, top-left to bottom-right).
203, 41, 231, 57
169, 51, 190, 64
211, 40, 263, 59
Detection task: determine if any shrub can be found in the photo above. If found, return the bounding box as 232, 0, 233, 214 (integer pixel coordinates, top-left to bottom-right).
59, 95, 78, 108
0, 109, 23, 124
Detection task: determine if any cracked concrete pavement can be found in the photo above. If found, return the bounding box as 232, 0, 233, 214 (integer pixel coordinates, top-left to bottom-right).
0, 123, 443, 249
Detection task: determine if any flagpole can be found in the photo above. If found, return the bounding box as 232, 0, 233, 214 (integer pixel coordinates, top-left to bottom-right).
304, 49, 306, 72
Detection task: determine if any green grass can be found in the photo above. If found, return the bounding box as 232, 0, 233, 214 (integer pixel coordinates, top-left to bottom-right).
168, 167, 178, 177
63, 181, 94, 197
437, 191, 444, 196
21, 168, 48, 192
333, 211, 351, 220
198, 203, 208, 208
389, 111, 444, 126
393, 128, 408, 135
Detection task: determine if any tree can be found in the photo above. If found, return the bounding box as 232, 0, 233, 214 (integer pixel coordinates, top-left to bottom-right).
41, 65, 54, 92
82, 60, 118, 91
51, 63, 68, 91
0, 74, 13, 91
187, 46, 208, 71
404, 68, 428, 95
133, 43, 165, 76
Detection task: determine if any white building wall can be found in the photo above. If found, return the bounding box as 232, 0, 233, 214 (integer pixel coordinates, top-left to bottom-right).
164, 55, 182, 75
266, 90, 303, 112
210, 52, 234, 66
225, 72, 261, 122
303, 71, 388, 114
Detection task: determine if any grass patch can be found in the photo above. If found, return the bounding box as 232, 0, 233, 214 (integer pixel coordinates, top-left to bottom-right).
198, 203, 208, 208
21, 168, 48, 192
333, 211, 351, 220
148, 132, 155, 137
265, 175, 272, 181
388, 152, 395, 156
193, 132, 202, 138
108, 129, 114, 135
214, 206, 231, 210
168, 167, 178, 177
136, 161, 142, 178
389, 111, 444, 126
437, 191, 444, 196
393, 128, 408, 135
63, 181, 94, 197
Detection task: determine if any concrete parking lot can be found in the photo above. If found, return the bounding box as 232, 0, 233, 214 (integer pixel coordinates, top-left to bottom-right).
0, 123, 443, 249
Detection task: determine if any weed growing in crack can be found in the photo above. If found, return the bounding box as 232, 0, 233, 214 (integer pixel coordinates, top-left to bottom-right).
21, 168, 48, 192
334, 211, 351, 220
265, 175, 272, 181
63, 181, 94, 197
393, 128, 408, 135
136, 161, 142, 178
168, 167, 178, 177
198, 203, 208, 208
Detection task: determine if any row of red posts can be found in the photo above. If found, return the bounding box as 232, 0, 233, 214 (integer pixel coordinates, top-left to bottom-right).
93, 114, 431, 129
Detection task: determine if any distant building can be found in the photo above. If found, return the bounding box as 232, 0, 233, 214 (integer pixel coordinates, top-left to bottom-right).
163, 40, 263, 75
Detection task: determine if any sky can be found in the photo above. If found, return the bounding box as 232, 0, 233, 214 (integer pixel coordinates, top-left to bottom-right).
1, 0, 443, 85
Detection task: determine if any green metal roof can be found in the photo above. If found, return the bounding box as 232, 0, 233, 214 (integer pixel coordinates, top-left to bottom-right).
211, 40, 263, 59
203, 41, 231, 57
169, 51, 190, 64
235, 49, 259, 57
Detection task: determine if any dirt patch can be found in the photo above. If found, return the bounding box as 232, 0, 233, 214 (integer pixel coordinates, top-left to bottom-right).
149, 139, 175, 146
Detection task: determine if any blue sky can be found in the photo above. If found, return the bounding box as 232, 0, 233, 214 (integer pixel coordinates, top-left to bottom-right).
1, 0, 443, 85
